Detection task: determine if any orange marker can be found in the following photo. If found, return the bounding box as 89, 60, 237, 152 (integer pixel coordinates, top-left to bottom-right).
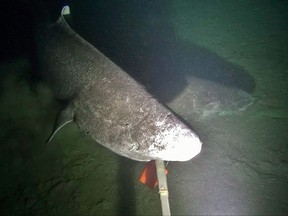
139, 160, 168, 189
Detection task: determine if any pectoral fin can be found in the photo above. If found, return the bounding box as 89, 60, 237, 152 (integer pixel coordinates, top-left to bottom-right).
46, 106, 74, 143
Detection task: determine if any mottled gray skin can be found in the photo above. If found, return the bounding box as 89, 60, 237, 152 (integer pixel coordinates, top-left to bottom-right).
38, 9, 202, 161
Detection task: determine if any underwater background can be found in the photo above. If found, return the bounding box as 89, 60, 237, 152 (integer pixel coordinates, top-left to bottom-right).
0, 0, 287, 215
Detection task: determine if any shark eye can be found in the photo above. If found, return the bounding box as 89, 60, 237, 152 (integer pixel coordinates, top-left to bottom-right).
129, 143, 139, 151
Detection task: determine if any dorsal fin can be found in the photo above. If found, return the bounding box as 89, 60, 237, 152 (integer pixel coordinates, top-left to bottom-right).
46, 106, 74, 143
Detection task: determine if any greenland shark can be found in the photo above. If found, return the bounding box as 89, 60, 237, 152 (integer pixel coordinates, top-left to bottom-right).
37, 6, 202, 161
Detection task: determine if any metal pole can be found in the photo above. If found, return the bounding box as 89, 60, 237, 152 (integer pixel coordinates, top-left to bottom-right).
155, 160, 171, 216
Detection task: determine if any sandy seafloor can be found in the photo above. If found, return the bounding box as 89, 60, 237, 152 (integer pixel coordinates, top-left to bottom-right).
0, 0, 288, 215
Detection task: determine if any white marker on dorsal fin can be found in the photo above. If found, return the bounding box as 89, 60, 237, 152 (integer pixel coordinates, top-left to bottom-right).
61, 5, 70, 16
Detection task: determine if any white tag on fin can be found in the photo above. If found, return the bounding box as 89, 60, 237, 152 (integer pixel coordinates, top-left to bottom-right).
61, 5, 70, 16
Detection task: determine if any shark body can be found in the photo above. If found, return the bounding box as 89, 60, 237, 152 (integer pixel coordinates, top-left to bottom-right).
38, 6, 202, 161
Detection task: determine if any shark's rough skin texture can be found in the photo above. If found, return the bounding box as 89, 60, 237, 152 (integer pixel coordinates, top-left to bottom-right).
38, 10, 202, 161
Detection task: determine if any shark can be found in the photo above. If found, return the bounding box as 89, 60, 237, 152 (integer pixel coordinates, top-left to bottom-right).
37, 6, 202, 161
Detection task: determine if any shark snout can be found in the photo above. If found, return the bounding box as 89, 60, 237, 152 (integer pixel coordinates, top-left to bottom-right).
171, 131, 202, 161
150, 123, 202, 161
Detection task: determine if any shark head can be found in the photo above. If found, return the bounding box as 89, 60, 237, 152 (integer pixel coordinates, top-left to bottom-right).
124, 113, 202, 161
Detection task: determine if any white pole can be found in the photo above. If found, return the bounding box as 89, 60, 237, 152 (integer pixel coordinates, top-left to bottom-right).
155, 160, 171, 216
